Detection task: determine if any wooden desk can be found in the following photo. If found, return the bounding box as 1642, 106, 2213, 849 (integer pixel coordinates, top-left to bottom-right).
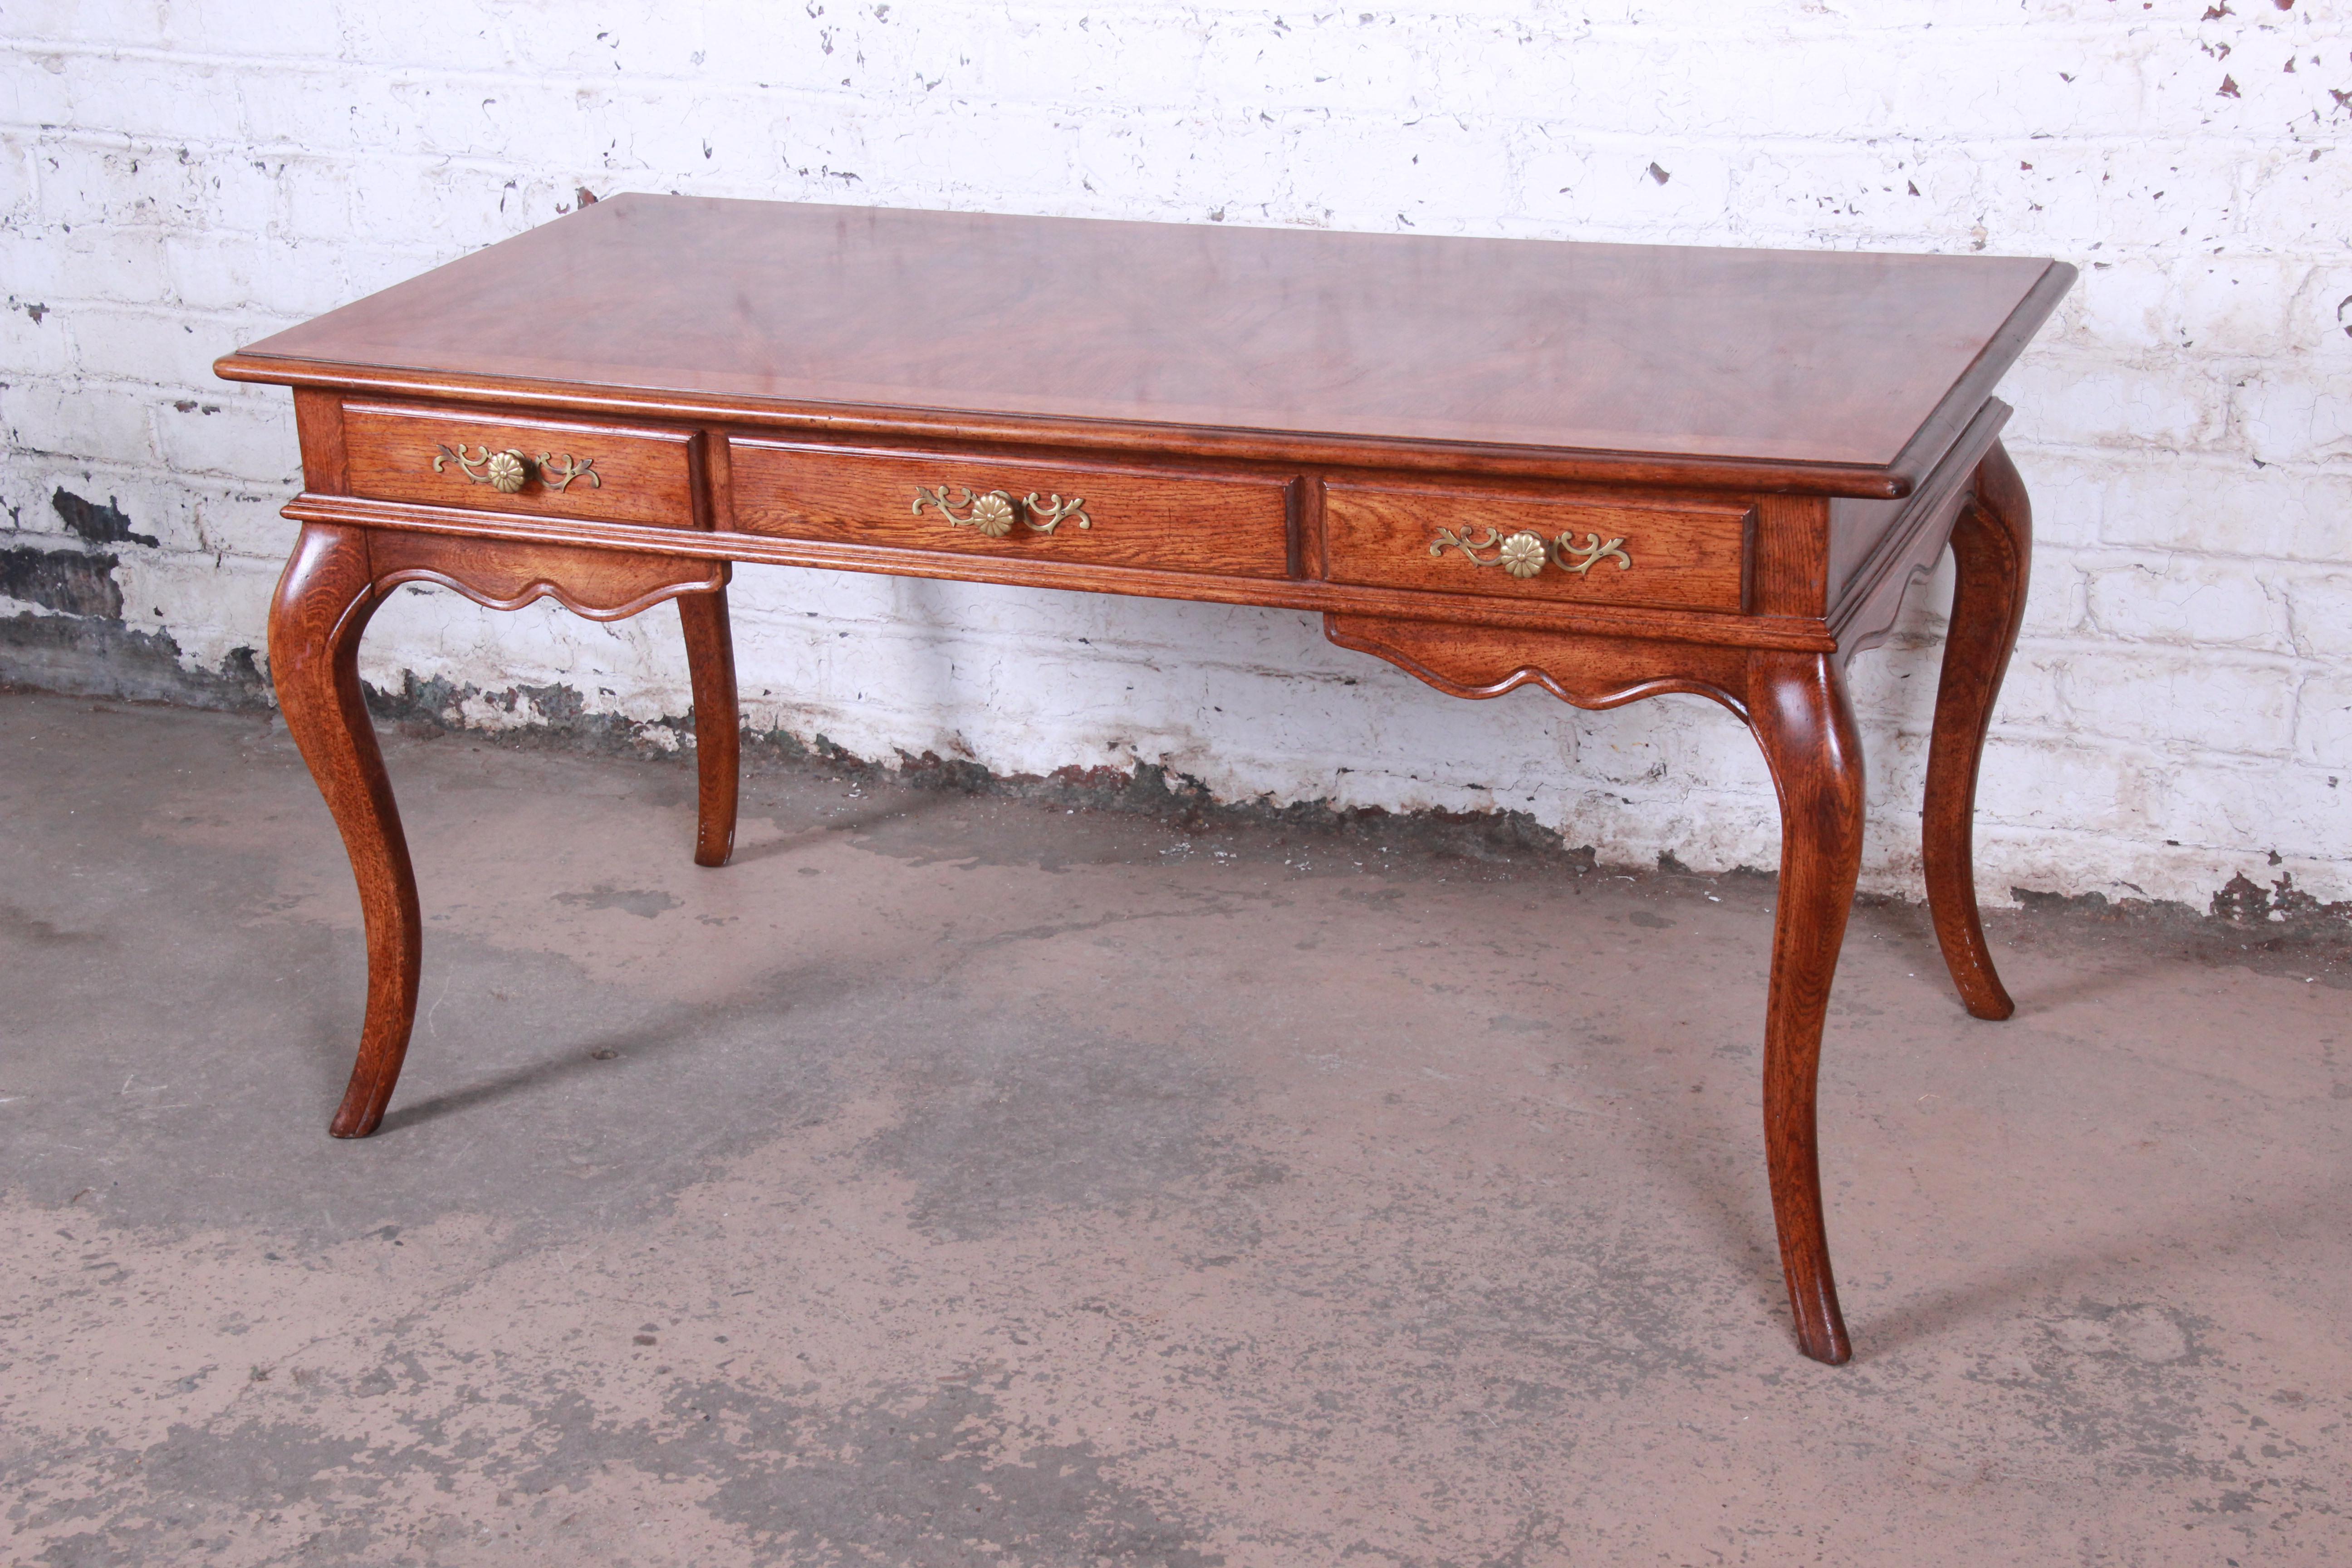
218, 196, 2072, 1364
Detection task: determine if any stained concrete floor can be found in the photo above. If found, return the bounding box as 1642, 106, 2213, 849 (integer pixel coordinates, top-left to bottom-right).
2, 688, 2348, 1567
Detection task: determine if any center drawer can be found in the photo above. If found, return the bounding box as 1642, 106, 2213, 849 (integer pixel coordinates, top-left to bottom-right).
726, 439, 1294, 580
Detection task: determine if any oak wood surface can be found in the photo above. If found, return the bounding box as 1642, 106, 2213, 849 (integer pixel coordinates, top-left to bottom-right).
363, 529, 725, 621
267, 524, 737, 1139
225, 359, 1983, 500
1924, 443, 2033, 1021
727, 438, 1292, 579
277, 489, 1846, 652
293, 386, 349, 490
1826, 496, 1906, 605
343, 400, 703, 529
1828, 400, 2012, 660
1749, 494, 1833, 620
1324, 482, 1750, 612
1745, 650, 1867, 1366
223, 200, 2073, 1366
220, 195, 2073, 499
1323, 614, 1752, 713
678, 585, 740, 870
267, 523, 416, 1139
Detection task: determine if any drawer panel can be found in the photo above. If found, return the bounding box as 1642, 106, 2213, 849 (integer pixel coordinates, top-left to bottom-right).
1325, 483, 1751, 613
728, 440, 1293, 580
343, 402, 702, 529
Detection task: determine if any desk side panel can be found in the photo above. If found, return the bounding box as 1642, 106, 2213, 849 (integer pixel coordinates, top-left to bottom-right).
294, 388, 348, 493
1828, 496, 1908, 604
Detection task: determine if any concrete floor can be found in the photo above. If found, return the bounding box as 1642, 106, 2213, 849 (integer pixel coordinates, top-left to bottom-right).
2, 688, 2347, 1567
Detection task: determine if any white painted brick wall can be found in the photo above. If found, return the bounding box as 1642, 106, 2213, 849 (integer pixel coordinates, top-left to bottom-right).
4, 0, 2347, 912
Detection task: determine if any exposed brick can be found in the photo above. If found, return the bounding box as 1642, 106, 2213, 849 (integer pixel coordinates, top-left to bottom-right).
0, 47, 74, 126
2, 376, 160, 464
2082, 555, 2291, 652
2285, 572, 2352, 660
2057, 648, 2300, 757
2297, 676, 2352, 771
150, 395, 297, 485
68, 305, 242, 389
2239, 370, 2352, 466
1999, 353, 2234, 453
2156, 755, 2347, 858
0, 2, 2343, 911
4, 225, 170, 308
2081, 452, 2352, 564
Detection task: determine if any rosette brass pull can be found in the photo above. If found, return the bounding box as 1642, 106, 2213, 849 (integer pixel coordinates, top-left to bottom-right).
913, 485, 1091, 537
1428, 525, 1632, 579
436, 444, 529, 493
432, 444, 602, 495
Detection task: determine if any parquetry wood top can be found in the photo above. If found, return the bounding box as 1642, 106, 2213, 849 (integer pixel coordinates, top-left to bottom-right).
221, 196, 2071, 496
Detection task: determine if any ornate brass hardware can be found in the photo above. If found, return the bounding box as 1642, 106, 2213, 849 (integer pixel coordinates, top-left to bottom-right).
1555, 532, 1633, 574
913, 485, 1092, 537
1021, 492, 1089, 531
432, 445, 601, 495
1429, 526, 1632, 579
535, 452, 601, 491
436, 443, 529, 493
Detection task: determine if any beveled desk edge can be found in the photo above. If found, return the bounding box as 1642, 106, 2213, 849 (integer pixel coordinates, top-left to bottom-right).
220, 220, 2068, 1368
216, 253, 2068, 503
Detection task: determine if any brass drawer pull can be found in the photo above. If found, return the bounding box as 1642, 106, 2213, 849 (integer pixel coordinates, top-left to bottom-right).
433, 444, 602, 495
536, 453, 601, 491
1430, 525, 1632, 579
913, 485, 1091, 537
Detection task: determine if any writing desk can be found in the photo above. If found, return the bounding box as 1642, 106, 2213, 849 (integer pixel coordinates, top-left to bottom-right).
218, 196, 2072, 1363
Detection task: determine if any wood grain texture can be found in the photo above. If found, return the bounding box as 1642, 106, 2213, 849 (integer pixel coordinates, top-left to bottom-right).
293, 387, 348, 491
223, 198, 2078, 1363
727, 439, 1292, 579
271, 526, 734, 1136
279, 491, 1842, 652
267, 523, 418, 1140
343, 400, 702, 529
1323, 614, 1750, 714
220, 195, 2073, 499
678, 584, 740, 869
222, 360, 1979, 500
1749, 494, 1832, 619
1825, 495, 1906, 606
1924, 441, 2032, 1022
1745, 650, 1867, 1365
1324, 482, 1750, 612
1828, 399, 2013, 662
364, 529, 725, 620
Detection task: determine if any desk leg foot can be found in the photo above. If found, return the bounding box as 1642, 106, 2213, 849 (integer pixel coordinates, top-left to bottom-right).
679, 584, 739, 868
1749, 652, 1865, 1365
1925, 441, 2030, 1022
269, 524, 419, 1140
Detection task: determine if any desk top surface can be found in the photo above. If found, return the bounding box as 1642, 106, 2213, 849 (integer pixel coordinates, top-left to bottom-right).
225, 195, 2070, 491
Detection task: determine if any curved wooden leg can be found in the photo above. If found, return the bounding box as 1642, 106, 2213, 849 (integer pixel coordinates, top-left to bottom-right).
1924, 441, 2031, 1021
678, 583, 739, 868
1747, 652, 1867, 1365
268, 524, 419, 1139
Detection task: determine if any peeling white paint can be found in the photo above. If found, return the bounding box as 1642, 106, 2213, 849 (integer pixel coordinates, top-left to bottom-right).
1, 0, 2346, 909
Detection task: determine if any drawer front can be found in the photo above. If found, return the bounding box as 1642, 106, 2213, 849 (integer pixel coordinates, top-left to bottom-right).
343, 402, 702, 529
1325, 483, 1751, 613
728, 440, 1293, 580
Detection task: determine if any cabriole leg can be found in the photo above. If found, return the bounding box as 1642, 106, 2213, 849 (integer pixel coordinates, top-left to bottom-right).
1923, 441, 2032, 1021
268, 524, 419, 1139
1747, 651, 1868, 1365
678, 583, 739, 868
